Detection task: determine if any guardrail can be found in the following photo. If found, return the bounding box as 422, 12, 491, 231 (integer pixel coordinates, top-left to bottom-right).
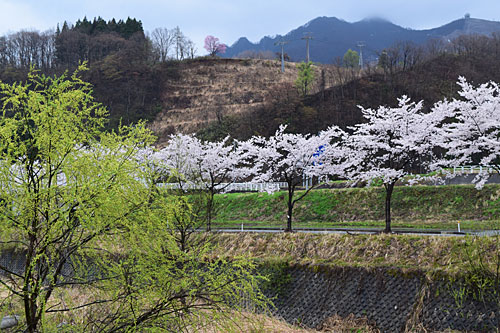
158, 182, 287, 192
159, 167, 500, 193
452, 165, 495, 174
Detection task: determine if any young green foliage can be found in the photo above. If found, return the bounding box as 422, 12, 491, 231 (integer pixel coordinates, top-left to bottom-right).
343, 49, 360, 68
0, 65, 155, 332
0, 66, 267, 332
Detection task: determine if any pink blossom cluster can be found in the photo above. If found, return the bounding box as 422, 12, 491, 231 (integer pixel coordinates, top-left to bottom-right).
204, 35, 227, 56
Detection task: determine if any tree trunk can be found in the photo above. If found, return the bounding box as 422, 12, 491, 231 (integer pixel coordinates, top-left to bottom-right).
206, 190, 214, 232
285, 203, 293, 232
25, 232, 38, 332
285, 186, 294, 232
180, 230, 186, 252
384, 182, 396, 233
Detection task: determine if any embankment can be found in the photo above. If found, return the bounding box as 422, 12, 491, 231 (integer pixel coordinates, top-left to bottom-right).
212, 233, 500, 332
215, 184, 500, 229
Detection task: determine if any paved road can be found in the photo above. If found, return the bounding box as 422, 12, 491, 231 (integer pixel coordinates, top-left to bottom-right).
214, 227, 500, 237
474, 230, 500, 236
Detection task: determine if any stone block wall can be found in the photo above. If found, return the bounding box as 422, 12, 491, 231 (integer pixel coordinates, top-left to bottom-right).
268, 265, 499, 332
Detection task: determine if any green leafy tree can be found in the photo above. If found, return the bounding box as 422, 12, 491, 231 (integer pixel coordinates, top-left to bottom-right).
0, 65, 150, 331
0, 66, 266, 331
343, 49, 360, 68
295, 61, 315, 97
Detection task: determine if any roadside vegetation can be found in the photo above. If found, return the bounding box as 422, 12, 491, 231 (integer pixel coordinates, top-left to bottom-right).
213, 185, 500, 230
209, 233, 499, 274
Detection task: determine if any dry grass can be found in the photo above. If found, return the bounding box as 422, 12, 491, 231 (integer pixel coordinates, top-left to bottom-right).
151, 58, 348, 141
318, 314, 379, 332
209, 233, 500, 274
0, 282, 392, 333
151, 59, 300, 140
0, 283, 109, 330
190, 311, 387, 332
0, 282, 313, 332
188, 311, 313, 333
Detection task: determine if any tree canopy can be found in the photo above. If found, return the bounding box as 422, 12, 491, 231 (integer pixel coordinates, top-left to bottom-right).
0, 66, 267, 331
295, 61, 315, 96
343, 49, 359, 68
204, 35, 227, 56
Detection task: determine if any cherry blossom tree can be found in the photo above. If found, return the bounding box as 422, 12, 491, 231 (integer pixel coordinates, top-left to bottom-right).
136, 145, 204, 250
204, 35, 227, 56
432, 77, 500, 188
158, 134, 250, 231
239, 125, 345, 232
343, 96, 441, 233
155, 135, 195, 191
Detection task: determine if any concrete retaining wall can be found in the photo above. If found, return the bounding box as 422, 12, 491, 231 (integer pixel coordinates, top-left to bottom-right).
269, 265, 499, 332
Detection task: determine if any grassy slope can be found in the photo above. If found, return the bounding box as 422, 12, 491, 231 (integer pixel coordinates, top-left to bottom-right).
210, 233, 499, 275
214, 184, 500, 230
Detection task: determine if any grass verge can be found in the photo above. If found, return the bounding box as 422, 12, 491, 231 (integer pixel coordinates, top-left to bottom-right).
214, 184, 500, 230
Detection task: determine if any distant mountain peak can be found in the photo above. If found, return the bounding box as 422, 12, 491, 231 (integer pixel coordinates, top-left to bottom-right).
230, 36, 254, 48
360, 16, 392, 24
235, 36, 250, 42
225, 16, 500, 64
302, 16, 343, 26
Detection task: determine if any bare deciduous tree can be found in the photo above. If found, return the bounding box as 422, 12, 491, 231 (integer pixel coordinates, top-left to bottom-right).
150, 27, 175, 62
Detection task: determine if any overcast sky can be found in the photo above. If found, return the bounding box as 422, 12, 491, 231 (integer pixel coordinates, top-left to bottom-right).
1, 0, 499, 54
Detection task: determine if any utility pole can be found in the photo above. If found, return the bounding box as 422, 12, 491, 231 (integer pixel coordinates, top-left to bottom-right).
302, 32, 313, 62
274, 40, 289, 73
357, 41, 365, 69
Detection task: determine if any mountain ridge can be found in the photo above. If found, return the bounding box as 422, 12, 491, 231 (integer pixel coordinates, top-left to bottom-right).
224, 16, 500, 63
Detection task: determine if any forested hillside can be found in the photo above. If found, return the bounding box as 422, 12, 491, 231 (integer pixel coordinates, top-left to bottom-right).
2, 17, 500, 144
0, 17, 192, 131
199, 33, 500, 140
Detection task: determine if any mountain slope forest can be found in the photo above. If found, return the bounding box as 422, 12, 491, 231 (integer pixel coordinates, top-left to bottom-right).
198, 33, 500, 141
0, 17, 188, 131
1, 16, 500, 144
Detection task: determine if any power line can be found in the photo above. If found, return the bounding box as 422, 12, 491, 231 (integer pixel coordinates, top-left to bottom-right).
302, 32, 313, 62
274, 40, 289, 73
357, 41, 365, 68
